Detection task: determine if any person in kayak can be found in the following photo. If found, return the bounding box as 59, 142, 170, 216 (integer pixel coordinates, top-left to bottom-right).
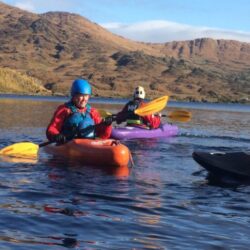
46, 79, 113, 144
116, 86, 161, 129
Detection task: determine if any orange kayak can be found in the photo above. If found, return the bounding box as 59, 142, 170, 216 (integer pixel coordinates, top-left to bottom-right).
45, 138, 130, 168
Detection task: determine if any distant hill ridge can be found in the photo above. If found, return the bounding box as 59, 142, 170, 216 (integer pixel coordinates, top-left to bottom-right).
0, 1, 249, 102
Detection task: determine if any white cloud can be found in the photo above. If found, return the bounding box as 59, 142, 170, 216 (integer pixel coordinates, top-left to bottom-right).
12, 0, 74, 13
14, 1, 35, 12
101, 20, 250, 43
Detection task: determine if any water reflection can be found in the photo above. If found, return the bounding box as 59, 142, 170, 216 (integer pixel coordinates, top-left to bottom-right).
0, 234, 80, 248
206, 173, 250, 188
0, 155, 38, 164
44, 205, 88, 217
43, 154, 131, 178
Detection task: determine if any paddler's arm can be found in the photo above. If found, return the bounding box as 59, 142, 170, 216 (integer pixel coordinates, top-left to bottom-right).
115, 102, 130, 124
46, 105, 70, 142
90, 108, 112, 139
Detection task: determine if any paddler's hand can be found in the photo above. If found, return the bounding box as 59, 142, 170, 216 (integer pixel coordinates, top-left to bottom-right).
154, 112, 162, 117
102, 116, 113, 126
54, 134, 67, 144
116, 113, 128, 124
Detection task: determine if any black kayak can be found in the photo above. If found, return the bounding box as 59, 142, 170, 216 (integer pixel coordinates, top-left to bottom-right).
192, 151, 250, 179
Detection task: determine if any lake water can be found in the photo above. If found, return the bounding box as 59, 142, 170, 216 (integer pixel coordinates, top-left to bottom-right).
0, 95, 249, 249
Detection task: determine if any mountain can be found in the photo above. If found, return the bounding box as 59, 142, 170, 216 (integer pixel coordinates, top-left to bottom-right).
0, 1, 249, 103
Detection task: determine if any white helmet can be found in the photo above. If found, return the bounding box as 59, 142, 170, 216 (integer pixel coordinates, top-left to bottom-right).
134, 86, 145, 99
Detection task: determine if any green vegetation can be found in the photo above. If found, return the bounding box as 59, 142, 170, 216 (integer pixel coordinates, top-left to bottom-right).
0, 67, 50, 95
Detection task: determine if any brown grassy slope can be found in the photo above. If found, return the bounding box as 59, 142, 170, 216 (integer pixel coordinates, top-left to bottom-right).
0, 2, 250, 102
0, 67, 50, 94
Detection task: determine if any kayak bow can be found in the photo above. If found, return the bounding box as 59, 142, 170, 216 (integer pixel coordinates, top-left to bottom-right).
193, 151, 250, 179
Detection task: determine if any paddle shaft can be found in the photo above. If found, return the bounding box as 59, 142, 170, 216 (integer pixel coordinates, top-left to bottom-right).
39, 141, 53, 148
161, 114, 190, 118
38, 121, 110, 148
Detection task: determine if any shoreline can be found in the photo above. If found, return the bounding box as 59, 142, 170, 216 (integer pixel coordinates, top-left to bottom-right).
0, 92, 249, 105
0, 93, 250, 113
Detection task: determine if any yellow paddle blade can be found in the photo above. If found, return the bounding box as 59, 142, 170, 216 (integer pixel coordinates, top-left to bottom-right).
134, 96, 169, 116
0, 142, 39, 158
98, 109, 112, 118
168, 110, 192, 122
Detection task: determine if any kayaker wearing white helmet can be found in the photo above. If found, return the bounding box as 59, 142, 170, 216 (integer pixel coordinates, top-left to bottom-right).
116, 86, 161, 129
46, 79, 113, 144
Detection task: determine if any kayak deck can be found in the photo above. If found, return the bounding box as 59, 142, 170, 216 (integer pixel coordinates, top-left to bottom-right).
193, 151, 250, 179
111, 123, 178, 140
45, 138, 131, 168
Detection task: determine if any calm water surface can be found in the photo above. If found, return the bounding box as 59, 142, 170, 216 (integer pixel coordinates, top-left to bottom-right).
0, 96, 250, 249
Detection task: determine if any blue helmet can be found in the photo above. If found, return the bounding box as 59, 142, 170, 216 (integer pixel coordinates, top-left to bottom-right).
70, 79, 92, 96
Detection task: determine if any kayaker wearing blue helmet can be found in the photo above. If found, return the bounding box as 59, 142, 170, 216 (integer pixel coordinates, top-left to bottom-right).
116, 86, 161, 129
46, 79, 113, 143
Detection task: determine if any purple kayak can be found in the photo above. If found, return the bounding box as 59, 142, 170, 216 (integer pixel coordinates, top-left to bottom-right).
111, 123, 178, 140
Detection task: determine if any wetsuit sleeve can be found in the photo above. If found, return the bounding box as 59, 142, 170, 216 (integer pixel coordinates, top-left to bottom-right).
90, 108, 112, 139
116, 103, 130, 124
46, 104, 70, 141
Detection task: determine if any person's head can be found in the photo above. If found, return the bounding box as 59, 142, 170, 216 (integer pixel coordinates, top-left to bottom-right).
133, 86, 145, 100
70, 79, 92, 108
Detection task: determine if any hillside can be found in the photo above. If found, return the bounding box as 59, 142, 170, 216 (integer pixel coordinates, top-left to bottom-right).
0, 67, 50, 94
0, 1, 249, 103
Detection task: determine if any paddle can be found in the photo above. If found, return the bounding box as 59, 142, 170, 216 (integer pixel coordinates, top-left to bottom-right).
98, 95, 169, 119
98, 94, 191, 123
161, 110, 191, 122
0, 123, 106, 158
99, 109, 191, 123
0, 141, 51, 158
0, 96, 170, 158
0, 115, 117, 158
134, 96, 169, 116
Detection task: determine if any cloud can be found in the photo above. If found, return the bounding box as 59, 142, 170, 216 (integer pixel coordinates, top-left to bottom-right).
13, 0, 74, 13
101, 20, 250, 43
14, 1, 35, 12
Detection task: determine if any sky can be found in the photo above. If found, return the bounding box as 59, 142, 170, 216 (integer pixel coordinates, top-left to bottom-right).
2, 0, 250, 43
